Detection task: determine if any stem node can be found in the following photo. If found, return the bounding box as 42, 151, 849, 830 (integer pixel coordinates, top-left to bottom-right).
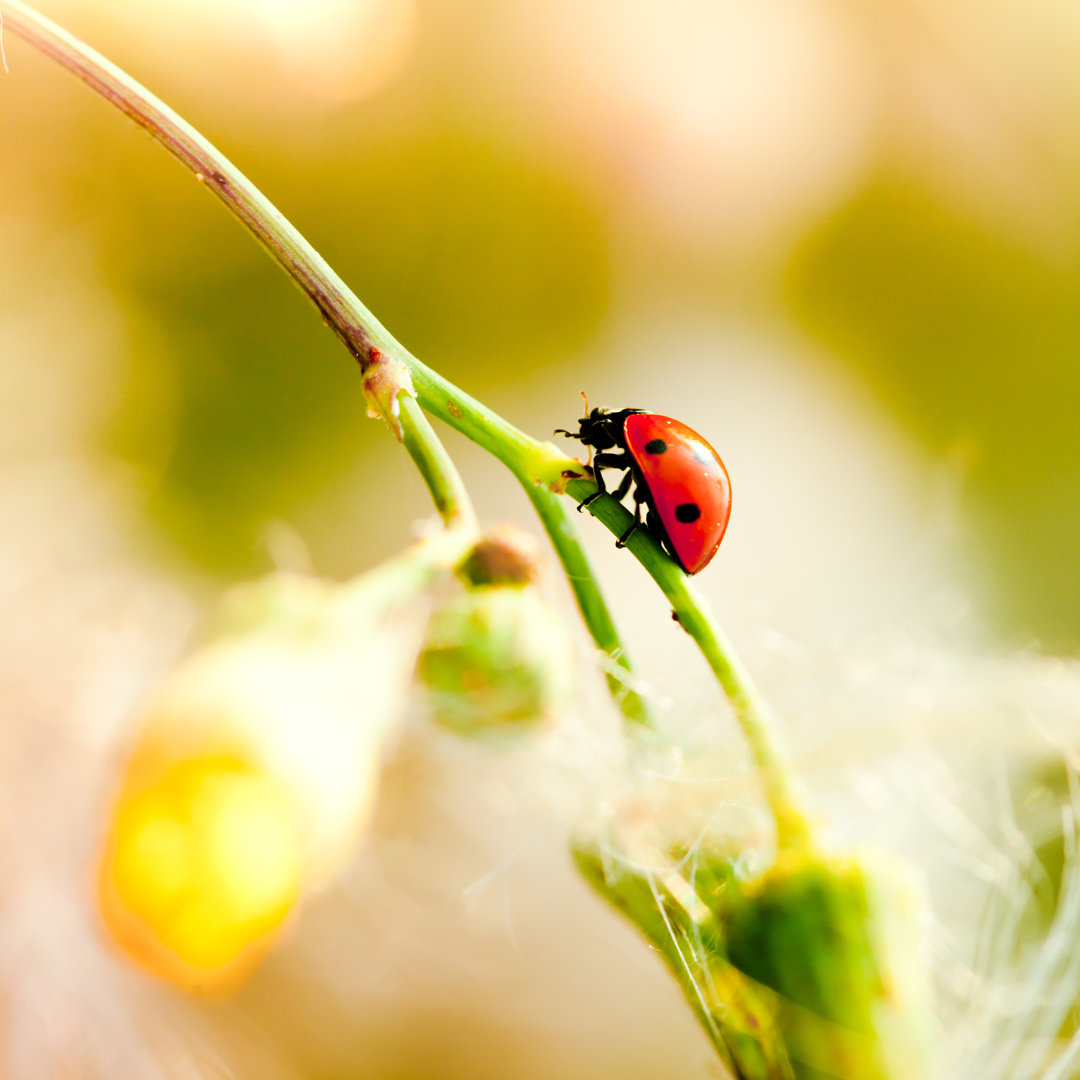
362, 354, 416, 440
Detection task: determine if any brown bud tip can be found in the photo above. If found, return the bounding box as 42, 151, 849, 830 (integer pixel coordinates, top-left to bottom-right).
458, 524, 543, 588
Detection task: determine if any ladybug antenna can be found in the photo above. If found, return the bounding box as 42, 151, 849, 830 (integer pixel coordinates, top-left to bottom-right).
570, 390, 595, 469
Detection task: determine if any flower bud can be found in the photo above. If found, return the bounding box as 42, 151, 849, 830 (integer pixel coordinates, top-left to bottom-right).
717, 847, 938, 1080
418, 585, 573, 739
577, 820, 937, 1079
455, 523, 542, 588
99, 568, 428, 993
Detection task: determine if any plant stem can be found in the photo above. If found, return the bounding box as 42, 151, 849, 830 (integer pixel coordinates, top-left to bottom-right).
397, 393, 476, 531
340, 522, 478, 615
521, 483, 653, 727
8, 0, 808, 839
565, 479, 811, 849
4, 0, 637, 720
4, 0, 388, 370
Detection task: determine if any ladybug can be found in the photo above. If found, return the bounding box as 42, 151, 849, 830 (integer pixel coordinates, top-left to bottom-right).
556, 406, 732, 575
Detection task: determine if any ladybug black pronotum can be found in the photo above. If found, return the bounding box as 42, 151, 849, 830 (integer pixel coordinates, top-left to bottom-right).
557, 406, 732, 575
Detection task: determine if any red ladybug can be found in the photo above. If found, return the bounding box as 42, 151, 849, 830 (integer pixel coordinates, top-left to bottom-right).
556, 407, 732, 575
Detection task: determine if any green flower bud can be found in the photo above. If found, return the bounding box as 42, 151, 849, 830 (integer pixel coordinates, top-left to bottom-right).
455, 523, 542, 588
576, 820, 937, 1080
418, 585, 573, 738
574, 837, 794, 1079
715, 848, 938, 1080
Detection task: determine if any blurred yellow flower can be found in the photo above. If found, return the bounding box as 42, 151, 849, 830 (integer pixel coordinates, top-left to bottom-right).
100, 756, 301, 993
94, 565, 433, 993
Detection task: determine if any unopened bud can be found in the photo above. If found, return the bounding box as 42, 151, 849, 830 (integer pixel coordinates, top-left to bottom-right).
576, 799, 937, 1079
418, 585, 573, 738
456, 524, 542, 588
717, 847, 938, 1080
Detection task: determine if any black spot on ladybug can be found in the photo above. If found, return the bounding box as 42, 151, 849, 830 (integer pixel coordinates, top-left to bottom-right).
645, 438, 668, 455
675, 502, 701, 523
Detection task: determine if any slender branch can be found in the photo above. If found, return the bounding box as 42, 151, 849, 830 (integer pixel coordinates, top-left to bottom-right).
339, 521, 477, 614
565, 478, 811, 848
7, 0, 808, 840
2, 1, 580, 482
3, 0, 387, 370
397, 393, 476, 531
521, 483, 653, 728
4, 0, 640, 723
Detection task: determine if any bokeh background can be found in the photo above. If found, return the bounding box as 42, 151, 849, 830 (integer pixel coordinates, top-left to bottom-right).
2, 0, 1080, 1077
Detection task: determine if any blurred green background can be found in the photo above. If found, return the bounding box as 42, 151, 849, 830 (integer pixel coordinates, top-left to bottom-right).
4, 0, 1080, 650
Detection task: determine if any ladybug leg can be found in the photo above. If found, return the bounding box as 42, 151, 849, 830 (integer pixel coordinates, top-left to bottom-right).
614, 520, 638, 548
592, 451, 632, 470
576, 461, 608, 512
587, 452, 633, 503
581, 457, 635, 513
614, 493, 643, 549
643, 507, 677, 563
609, 468, 635, 503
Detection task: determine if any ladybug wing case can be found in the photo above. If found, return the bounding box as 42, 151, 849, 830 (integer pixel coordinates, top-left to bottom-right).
623, 413, 732, 575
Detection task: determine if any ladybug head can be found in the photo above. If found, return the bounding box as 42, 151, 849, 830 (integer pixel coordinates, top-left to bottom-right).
555, 405, 645, 446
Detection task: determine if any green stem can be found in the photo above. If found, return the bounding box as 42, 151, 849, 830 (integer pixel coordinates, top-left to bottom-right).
8, 0, 806, 839
397, 393, 476, 531
3, 0, 389, 371
566, 479, 811, 849
340, 522, 477, 616
521, 483, 653, 727
3, 0, 639, 727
